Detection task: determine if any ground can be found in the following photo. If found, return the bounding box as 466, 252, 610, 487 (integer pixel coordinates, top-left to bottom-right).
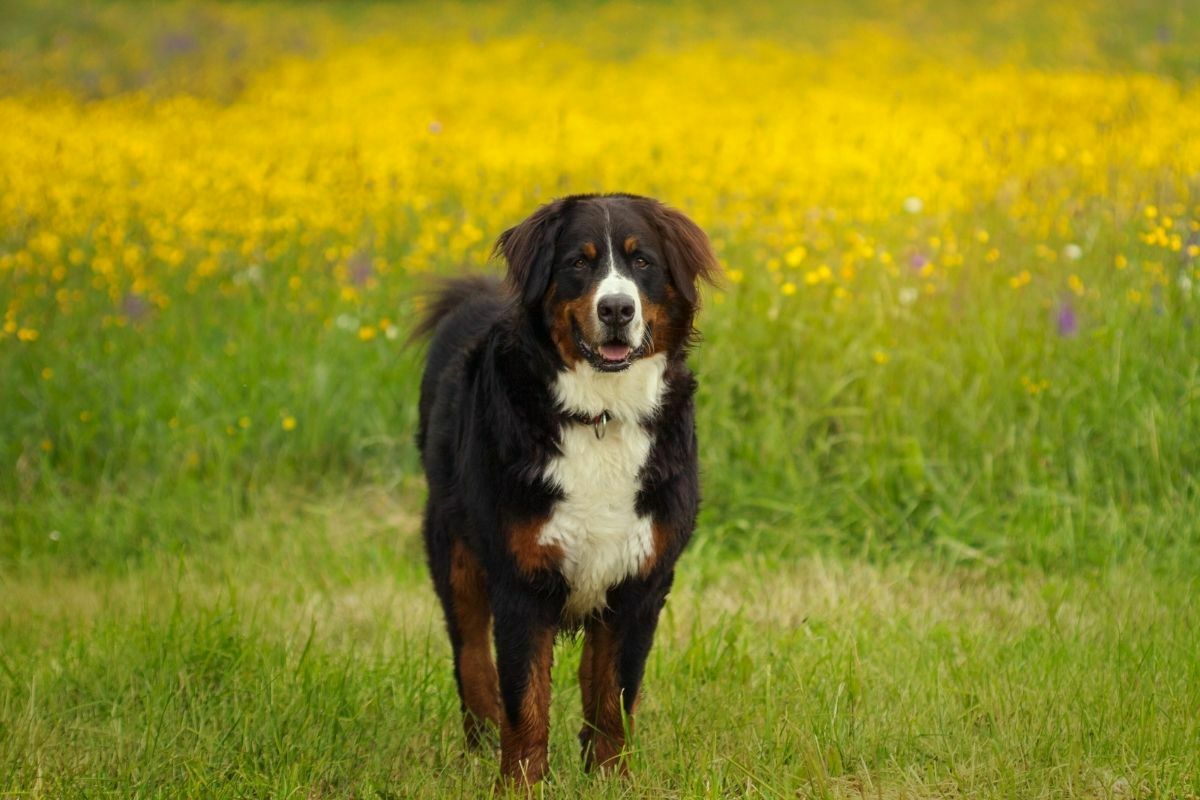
4, 488, 1196, 797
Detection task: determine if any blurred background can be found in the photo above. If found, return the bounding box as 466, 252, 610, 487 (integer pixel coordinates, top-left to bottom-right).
4, 0, 1198, 567
2, 1, 1198, 796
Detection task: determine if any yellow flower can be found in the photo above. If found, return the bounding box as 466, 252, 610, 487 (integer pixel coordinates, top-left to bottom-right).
784, 246, 807, 267
41, 367, 54, 380
17, 327, 39, 342
358, 325, 378, 341
1021, 375, 1050, 395
781, 282, 797, 296
238, 416, 252, 429
726, 268, 744, 284
282, 415, 297, 431
40, 438, 53, 452
1114, 254, 1128, 270
1009, 270, 1031, 289
803, 265, 832, 286
1068, 274, 1085, 296
872, 349, 890, 365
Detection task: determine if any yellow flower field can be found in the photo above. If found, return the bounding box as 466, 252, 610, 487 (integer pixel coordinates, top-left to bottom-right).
3, 4, 1198, 343
2, 0, 1199, 553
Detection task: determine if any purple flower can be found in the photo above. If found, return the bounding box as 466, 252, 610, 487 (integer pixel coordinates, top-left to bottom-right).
908, 252, 929, 272
348, 250, 374, 286
1056, 301, 1078, 338
158, 31, 198, 58
121, 292, 151, 322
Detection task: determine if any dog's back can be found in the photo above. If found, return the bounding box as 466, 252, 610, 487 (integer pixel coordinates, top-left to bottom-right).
413, 275, 509, 459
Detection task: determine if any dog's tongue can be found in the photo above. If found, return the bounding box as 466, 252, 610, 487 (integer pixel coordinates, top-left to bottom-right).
599, 343, 631, 362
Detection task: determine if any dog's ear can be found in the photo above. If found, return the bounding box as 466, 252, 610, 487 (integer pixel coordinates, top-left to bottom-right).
495, 199, 567, 308
646, 201, 720, 306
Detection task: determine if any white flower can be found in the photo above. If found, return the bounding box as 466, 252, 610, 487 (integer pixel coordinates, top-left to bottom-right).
903, 196, 924, 214
1063, 244, 1083, 261
233, 264, 264, 285
335, 314, 360, 331
1179, 274, 1194, 293
899, 287, 919, 306
49, 530, 62, 541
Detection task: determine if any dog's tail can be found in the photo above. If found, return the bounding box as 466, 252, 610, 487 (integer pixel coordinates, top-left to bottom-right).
408, 275, 506, 343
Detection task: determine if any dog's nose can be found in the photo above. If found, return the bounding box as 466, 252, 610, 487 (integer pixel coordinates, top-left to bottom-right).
597, 294, 636, 326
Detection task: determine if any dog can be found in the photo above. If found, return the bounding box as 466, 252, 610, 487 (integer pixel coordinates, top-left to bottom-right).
413, 193, 718, 784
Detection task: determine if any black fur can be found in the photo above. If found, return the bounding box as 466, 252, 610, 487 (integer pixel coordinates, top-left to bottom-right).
413, 193, 717, 782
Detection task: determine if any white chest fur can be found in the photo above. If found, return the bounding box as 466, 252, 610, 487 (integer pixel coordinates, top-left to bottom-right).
540, 355, 667, 617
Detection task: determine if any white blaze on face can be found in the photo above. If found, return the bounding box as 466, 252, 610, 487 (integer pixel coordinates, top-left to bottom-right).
593, 205, 645, 346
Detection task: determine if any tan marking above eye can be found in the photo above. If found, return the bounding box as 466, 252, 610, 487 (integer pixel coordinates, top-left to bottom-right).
623, 236, 638, 255
581, 242, 597, 260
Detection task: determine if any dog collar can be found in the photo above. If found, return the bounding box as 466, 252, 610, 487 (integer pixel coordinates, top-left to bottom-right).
564, 409, 611, 439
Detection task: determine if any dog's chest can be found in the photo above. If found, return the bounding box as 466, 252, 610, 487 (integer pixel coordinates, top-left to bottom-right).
539, 357, 666, 618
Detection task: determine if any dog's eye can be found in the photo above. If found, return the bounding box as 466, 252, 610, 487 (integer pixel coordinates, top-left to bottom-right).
632, 256, 649, 270
573, 258, 587, 270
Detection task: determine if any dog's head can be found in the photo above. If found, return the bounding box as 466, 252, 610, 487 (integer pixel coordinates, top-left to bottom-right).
496, 194, 719, 371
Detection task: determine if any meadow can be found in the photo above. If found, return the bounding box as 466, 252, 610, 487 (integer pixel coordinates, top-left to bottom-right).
2, 1, 1199, 796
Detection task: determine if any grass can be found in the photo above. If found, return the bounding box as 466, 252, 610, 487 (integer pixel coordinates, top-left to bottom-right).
3, 490, 1197, 798
2, 0, 1200, 796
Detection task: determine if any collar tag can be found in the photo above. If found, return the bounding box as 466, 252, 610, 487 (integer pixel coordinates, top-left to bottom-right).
593, 411, 609, 440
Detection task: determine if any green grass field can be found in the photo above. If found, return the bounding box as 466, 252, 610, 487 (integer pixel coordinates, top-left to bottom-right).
2, 1, 1199, 796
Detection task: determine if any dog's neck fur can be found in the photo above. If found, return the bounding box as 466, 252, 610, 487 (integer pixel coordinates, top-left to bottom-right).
503, 304, 673, 429
541, 354, 670, 617
551, 354, 669, 424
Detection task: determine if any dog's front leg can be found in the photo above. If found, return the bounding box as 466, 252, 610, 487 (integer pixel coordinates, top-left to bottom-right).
579, 575, 671, 773
578, 615, 629, 772
493, 588, 557, 786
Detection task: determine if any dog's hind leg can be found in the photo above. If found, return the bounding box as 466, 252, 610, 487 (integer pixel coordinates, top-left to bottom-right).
447, 539, 501, 748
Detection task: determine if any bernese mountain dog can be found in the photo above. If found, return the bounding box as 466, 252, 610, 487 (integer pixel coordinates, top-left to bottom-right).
413, 193, 718, 784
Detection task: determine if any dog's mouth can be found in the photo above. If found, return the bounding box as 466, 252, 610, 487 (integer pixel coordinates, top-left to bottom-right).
573, 321, 650, 373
